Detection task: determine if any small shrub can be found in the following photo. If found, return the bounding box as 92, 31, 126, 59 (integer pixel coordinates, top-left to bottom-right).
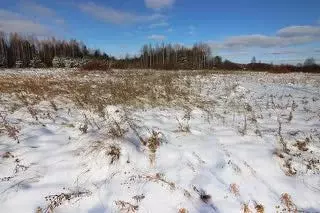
81, 60, 111, 71
107, 145, 121, 164
147, 130, 162, 153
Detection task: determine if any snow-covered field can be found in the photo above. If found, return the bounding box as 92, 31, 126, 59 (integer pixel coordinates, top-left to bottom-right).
0, 69, 320, 213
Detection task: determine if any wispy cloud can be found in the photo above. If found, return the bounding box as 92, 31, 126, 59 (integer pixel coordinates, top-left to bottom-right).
144, 0, 175, 10
188, 25, 195, 35
0, 9, 21, 20
55, 19, 65, 25
269, 50, 298, 55
277, 25, 320, 38
79, 2, 165, 25
20, 1, 56, 18
149, 21, 169, 28
148, 34, 166, 41
0, 9, 51, 35
209, 25, 320, 49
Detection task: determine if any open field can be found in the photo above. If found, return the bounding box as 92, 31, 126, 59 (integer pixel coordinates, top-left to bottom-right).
1, 69, 320, 213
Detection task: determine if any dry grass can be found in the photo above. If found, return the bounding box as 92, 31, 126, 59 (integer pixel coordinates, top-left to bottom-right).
176, 116, 191, 133
1, 151, 14, 159
81, 60, 112, 71
107, 145, 121, 164
37, 190, 91, 213
145, 173, 176, 190
178, 208, 188, 213
229, 183, 240, 196
88, 141, 121, 165
0, 71, 196, 109
255, 203, 265, 213
293, 137, 310, 152
108, 120, 128, 138
280, 193, 297, 213
242, 203, 253, 213
115, 200, 139, 213
0, 113, 20, 143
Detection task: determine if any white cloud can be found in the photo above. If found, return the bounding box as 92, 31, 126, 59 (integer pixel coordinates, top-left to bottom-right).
148, 34, 166, 41
20, 1, 56, 18
209, 25, 320, 50
79, 2, 164, 24
144, 0, 175, 10
149, 21, 169, 28
0, 9, 50, 35
55, 19, 65, 25
0, 9, 21, 19
277, 25, 320, 37
268, 50, 298, 55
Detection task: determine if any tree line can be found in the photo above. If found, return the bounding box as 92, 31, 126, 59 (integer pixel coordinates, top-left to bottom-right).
1, 31, 319, 72
0, 31, 109, 68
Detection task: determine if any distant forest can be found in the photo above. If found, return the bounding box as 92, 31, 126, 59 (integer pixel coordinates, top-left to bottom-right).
0, 31, 319, 72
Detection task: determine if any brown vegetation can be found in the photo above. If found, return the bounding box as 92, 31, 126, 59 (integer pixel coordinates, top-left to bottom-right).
280, 193, 297, 212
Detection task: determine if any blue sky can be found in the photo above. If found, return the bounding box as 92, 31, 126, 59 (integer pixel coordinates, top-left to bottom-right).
0, 0, 319, 64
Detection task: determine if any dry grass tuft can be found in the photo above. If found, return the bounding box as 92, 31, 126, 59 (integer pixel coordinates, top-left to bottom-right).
280, 193, 297, 212
79, 123, 88, 134
293, 137, 309, 152
242, 203, 253, 213
176, 117, 191, 133
145, 173, 176, 190
37, 190, 91, 213
108, 120, 128, 138
178, 208, 188, 213
255, 203, 265, 213
229, 183, 240, 196
107, 145, 121, 164
2, 151, 14, 159
115, 200, 138, 213
89, 141, 121, 165
146, 130, 162, 153
0, 113, 20, 143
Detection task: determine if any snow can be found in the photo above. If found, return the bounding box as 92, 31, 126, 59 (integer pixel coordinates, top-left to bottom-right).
1, 70, 320, 213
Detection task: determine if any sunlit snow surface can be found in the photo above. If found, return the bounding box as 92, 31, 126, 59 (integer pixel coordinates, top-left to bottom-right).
1, 69, 320, 213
